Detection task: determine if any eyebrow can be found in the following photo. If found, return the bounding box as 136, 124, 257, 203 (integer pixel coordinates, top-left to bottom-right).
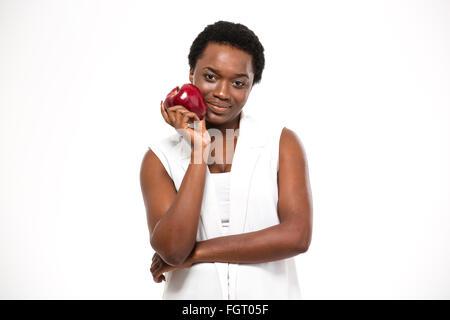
204, 66, 249, 79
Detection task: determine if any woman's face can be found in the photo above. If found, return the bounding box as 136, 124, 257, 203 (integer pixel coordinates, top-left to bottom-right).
189, 42, 254, 126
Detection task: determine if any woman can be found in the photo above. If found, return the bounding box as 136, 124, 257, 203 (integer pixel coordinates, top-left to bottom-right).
140, 21, 313, 299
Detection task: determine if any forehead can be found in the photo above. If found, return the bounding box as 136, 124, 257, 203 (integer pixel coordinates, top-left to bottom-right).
196, 42, 254, 76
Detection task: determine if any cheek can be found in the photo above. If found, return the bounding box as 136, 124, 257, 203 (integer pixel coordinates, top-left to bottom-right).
233, 89, 250, 104
194, 76, 214, 95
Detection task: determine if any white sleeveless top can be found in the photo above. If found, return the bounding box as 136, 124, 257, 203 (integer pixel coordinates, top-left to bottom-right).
210, 172, 231, 235
148, 110, 302, 300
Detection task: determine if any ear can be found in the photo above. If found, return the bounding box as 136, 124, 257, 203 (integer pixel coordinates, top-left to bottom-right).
189, 69, 194, 84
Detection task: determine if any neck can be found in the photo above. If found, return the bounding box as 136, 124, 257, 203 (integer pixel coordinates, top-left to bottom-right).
206, 113, 242, 136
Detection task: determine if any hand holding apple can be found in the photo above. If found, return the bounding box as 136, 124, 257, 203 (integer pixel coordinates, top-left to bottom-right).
161, 84, 210, 152
160, 101, 211, 153
163, 84, 207, 120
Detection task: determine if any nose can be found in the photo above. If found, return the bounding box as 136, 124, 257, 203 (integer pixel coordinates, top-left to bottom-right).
213, 80, 230, 101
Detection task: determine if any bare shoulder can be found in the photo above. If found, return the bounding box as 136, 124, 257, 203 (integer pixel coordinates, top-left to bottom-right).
140, 147, 176, 233
140, 146, 176, 192
279, 127, 307, 166
140, 148, 166, 179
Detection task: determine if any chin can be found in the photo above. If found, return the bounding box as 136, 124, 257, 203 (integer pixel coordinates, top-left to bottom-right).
205, 112, 229, 124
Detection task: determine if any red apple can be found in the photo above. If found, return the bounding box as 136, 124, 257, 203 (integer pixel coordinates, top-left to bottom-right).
163, 84, 207, 120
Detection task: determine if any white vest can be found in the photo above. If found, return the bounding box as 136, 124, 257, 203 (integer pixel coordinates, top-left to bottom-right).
148, 110, 301, 300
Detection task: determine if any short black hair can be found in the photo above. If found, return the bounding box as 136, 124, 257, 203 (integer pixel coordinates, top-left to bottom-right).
188, 21, 265, 85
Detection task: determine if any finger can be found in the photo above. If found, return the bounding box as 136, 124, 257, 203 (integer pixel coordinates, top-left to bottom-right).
167, 106, 189, 125
166, 105, 187, 115
182, 112, 198, 129
170, 105, 188, 111
152, 268, 163, 282
165, 105, 181, 124
200, 118, 209, 134
150, 260, 160, 272
191, 117, 204, 135
160, 102, 171, 125
152, 270, 160, 282
158, 274, 166, 282
175, 109, 190, 126
150, 261, 161, 273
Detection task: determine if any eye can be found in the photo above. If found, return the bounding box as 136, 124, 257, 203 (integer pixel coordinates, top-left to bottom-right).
234, 80, 246, 88
203, 73, 216, 81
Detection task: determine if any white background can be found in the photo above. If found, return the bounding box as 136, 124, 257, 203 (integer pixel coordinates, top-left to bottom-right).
1, 0, 449, 299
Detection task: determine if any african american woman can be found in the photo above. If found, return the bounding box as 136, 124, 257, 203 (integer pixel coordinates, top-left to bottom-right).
140, 21, 313, 300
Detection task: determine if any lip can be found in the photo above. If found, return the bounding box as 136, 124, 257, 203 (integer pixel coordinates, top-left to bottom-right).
207, 102, 231, 114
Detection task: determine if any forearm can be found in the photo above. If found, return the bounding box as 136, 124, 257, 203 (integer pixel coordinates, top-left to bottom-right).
191, 222, 310, 264
151, 155, 207, 265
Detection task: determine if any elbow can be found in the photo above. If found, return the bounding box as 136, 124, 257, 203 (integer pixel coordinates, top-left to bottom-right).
291, 228, 312, 254
159, 252, 186, 267
150, 235, 189, 267
291, 215, 312, 254
293, 238, 311, 254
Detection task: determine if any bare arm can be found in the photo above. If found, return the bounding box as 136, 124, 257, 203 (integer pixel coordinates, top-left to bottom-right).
192, 127, 312, 263
150, 127, 313, 280
141, 149, 207, 266
140, 103, 211, 266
